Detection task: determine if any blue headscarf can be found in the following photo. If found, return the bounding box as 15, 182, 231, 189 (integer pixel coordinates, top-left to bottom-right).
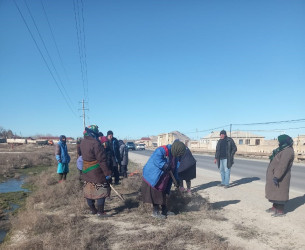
59, 135, 66, 144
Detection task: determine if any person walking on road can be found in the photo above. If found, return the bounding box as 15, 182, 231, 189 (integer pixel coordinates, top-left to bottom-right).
265, 134, 294, 217
214, 130, 237, 188
55, 135, 70, 182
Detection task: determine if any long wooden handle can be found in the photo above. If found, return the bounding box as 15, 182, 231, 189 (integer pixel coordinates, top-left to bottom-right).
109, 183, 125, 201
169, 170, 178, 187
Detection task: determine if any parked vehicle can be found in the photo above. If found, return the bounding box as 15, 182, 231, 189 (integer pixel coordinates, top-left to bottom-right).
126, 142, 136, 150
7, 138, 27, 144
136, 143, 146, 150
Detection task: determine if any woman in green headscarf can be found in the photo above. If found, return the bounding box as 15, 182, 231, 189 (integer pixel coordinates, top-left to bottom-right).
80, 125, 112, 217
265, 134, 294, 217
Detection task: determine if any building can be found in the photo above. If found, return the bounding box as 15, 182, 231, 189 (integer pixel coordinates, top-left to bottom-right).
194, 130, 268, 154
135, 136, 158, 147
294, 135, 305, 156
157, 131, 190, 146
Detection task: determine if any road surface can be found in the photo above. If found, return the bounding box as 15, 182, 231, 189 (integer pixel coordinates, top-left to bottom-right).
132, 149, 305, 193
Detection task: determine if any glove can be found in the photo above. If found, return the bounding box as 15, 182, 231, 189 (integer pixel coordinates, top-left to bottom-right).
162, 163, 171, 172
106, 176, 112, 181
273, 177, 279, 187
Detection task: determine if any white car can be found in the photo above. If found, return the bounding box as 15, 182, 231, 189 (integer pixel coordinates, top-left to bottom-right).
136, 143, 146, 150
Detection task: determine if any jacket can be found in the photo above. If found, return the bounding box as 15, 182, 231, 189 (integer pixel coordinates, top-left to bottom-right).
142, 145, 176, 193
265, 146, 294, 202
215, 137, 237, 168
79, 136, 111, 184
119, 144, 128, 166
178, 147, 196, 181
109, 137, 121, 164
55, 141, 70, 164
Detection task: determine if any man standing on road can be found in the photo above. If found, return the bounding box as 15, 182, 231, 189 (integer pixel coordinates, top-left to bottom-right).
214, 130, 237, 188
107, 130, 121, 185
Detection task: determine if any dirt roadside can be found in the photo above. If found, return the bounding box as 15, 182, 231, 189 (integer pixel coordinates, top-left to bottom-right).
129, 152, 305, 250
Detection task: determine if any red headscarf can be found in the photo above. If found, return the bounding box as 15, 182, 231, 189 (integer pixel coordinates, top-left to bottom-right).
100, 136, 108, 144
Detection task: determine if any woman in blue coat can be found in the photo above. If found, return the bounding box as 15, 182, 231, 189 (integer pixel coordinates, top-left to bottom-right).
141, 140, 186, 219
55, 135, 71, 182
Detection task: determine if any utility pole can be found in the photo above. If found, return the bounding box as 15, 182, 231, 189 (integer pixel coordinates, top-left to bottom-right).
230, 124, 232, 137
79, 99, 89, 129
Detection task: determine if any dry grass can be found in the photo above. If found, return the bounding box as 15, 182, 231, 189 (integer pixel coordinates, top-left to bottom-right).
1, 144, 238, 250
234, 223, 260, 240
0, 144, 72, 179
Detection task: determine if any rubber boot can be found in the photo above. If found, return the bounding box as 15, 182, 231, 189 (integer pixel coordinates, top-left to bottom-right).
87, 199, 97, 214
97, 199, 111, 217
162, 205, 175, 216
151, 205, 166, 219
88, 204, 97, 214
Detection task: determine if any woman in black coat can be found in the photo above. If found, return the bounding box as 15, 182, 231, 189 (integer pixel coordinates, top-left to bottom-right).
177, 147, 196, 194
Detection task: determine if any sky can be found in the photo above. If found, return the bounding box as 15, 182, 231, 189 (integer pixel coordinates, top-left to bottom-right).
0, 0, 304, 140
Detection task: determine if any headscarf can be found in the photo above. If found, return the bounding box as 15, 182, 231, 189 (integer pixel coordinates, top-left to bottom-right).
269, 134, 293, 162
100, 136, 108, 144
171, 140, 186, 157
83, 125, 99, 142
59, 135, 66, 144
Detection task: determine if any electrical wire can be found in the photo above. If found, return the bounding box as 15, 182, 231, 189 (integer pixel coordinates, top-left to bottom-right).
186, 125, 231, 134
234, 126, 305, 132
183, 119, 305, 138
23, 0, 76, 113
232, 118, 305, 126
39, 0, 76, 109
73, 0, 89, 101
13, 0, 77, 116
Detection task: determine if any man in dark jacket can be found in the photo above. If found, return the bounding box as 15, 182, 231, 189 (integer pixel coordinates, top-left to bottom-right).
214, 130, 237, 188
107, 130, 121, 185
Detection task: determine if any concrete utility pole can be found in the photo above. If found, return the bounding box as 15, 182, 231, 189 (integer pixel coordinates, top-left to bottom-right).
230, 124, 232, 137
79, 99, 88, 129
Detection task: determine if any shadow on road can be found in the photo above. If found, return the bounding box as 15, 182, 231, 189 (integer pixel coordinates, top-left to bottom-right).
192, 181, 220, 192
209, 199, 240, 210
229, 177, 260, 188
285, 194, 305, 214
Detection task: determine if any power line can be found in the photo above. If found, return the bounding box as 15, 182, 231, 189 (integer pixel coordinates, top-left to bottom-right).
232, 118, 305, 126
39, 0, 75, 109
73, 0, 89, 101
183, 118, 305, 138
13, 0, 77, 116
23, 0, 76, 113
186, 125, 231, 134
234, 126, 305, 132
80, 0, 89, 101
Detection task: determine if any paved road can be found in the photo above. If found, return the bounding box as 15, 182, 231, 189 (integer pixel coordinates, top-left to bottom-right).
131, 149, 305, 193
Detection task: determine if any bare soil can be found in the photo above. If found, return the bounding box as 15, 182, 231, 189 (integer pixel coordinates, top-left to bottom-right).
131, 153, 305, 250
